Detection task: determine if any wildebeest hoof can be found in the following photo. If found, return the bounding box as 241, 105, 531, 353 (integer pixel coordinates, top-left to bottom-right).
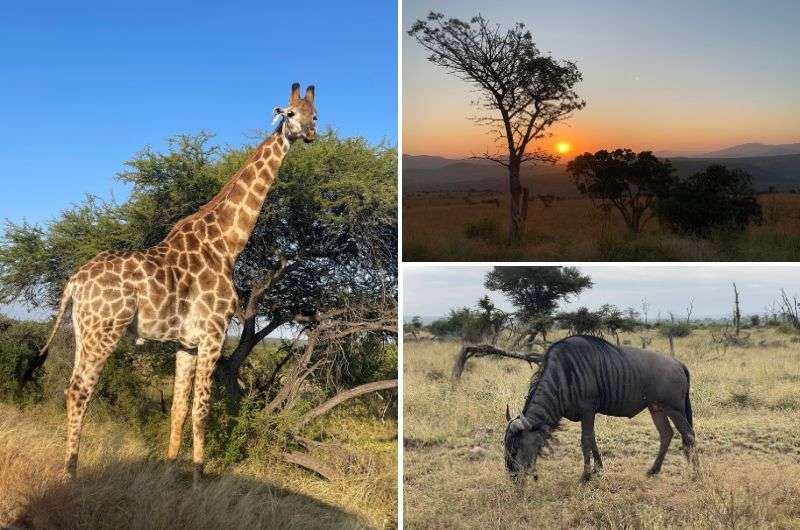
646, 467, 661, 476
592, 467, 603, 475
579, 473, 592, 483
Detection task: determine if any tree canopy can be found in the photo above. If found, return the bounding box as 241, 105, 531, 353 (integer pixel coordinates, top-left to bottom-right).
655, 165, 762, 236
567, 149, 676, 234
484, 266, 592, 320
0, 130, 397, 404
408, 12, 585, 241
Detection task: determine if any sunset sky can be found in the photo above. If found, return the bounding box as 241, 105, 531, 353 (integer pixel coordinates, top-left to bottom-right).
403, 0, 799, 158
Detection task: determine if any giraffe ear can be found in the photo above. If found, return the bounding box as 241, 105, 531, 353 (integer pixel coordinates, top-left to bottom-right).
290, 82, 301, 105
305, 85, 315, 104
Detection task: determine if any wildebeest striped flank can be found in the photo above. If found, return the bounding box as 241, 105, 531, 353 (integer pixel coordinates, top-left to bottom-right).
504, 335, 698, 483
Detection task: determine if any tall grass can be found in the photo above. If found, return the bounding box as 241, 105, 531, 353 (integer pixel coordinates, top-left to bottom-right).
403, 328, 800, 528
0, 401, 396, 529
403, 193, 800, 261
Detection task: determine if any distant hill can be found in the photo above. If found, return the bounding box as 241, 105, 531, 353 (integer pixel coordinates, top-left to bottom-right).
697, 142, 800, 158
403, 153, 800, 194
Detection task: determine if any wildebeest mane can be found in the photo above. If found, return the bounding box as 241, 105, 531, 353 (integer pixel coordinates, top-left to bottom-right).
522, 335, 620, 414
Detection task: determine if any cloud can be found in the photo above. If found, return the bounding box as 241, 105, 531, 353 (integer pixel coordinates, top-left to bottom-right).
403, 265, 800, 320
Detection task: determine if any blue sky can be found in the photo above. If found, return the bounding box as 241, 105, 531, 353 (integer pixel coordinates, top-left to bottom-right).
404, 265, 800, 321
0, 0, 397, 227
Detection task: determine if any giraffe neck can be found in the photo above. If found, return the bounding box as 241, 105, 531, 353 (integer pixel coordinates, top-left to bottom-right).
212, 129, 291, 258
163, 127, 292, 263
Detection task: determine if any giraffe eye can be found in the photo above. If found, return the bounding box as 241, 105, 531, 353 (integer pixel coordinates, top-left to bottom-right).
313, 115, 318, 121
286, 111, 295, 118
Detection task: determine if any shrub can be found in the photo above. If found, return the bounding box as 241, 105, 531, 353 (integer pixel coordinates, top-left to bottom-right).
656, 165, 762, 236
597, 233, 672, 261
463, 218, 499, 240
0, 315, 49, 403
659, 321, 692, 338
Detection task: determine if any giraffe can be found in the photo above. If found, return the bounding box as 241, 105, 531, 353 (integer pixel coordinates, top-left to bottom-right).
23, 82, 317, 485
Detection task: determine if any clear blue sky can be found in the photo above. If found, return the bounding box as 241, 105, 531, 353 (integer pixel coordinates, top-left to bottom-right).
0, 0, 397, 227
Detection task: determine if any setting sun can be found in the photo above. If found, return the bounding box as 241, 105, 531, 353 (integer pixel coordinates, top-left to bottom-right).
556, 141, 571, 154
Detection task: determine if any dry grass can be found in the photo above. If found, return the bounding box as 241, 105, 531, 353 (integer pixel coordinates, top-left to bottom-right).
403, 192, 800, 261
403, 328, 800, 529
0, 401, 397, 529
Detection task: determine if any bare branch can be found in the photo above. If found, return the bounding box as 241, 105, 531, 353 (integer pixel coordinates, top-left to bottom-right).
452, 344, 542, 383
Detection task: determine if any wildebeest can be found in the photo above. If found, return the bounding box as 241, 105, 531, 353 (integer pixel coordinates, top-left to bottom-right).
504, 335, 698, 483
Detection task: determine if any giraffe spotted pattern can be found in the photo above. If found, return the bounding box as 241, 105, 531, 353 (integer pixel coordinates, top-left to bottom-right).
30, 82, 318, 484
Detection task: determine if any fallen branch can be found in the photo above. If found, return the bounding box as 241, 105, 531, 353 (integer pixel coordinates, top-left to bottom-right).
294, 379, 398, 432
284, 451, 339, 481
452, 344, 543, 383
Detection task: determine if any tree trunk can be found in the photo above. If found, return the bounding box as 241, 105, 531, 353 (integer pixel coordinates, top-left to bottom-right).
668, 335, 674, 356
733, 283, 741, 336
508, 162, 528, 242
452, 344, 542, 383
220, 315, 285, 413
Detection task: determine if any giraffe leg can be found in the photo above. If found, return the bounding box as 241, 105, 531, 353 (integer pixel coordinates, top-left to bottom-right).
166, 349, 197, 460
191, 336, 224, 485
64, 321, 127, 479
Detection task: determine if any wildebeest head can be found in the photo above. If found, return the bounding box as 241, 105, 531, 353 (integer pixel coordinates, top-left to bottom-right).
503, 405, 548, 484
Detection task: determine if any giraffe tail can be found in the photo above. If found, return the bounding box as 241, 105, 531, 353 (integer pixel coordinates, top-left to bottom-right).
21, 280, 75, 384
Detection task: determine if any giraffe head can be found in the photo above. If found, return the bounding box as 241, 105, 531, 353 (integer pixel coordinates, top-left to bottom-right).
274, 82, 317, 143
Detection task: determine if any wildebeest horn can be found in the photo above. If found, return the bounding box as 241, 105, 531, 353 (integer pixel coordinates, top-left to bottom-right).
505, 403, 511, 422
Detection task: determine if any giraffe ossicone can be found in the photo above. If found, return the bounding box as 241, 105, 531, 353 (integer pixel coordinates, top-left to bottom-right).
24, 81, 318, 485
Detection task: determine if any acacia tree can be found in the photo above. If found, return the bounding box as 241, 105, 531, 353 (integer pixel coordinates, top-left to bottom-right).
0, 131, 397, 410
566, 149, 676, 234
409, 13, 586, 241
485, 266, 592, 321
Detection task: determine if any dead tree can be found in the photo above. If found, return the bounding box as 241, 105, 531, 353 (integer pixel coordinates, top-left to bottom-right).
732, 283, 741, 336
452, 344, 542, 383
778, 289, 800, 330
274, 304, 397, 479
710, 323, 751, 355
641, 297, 651, 326
294, 379, 397, 432
284, 452, 339, 481
264, 303, 397, 416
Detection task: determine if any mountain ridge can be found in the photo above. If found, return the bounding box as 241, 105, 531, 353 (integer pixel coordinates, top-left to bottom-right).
403, 152, 800, 194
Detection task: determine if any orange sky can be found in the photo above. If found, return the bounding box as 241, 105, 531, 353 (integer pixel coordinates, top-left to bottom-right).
403, 1, 800, 159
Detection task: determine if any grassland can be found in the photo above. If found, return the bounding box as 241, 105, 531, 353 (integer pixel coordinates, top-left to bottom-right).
403, 192, 800, 261
0, 339, 397, 529
404, 328, 800, 528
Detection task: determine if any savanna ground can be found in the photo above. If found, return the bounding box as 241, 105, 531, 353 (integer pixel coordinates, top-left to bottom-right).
0, 336, 397, 530
403, 192, 800, 261
404, 328, 800, 528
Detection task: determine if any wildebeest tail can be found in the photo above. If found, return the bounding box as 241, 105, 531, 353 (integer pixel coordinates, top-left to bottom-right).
21, 280, 74, 383
682, 364, 693, 428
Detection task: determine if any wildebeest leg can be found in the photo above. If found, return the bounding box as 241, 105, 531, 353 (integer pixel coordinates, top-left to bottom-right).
580, 413, 596, 482
664, 407, 699, 478
647, 405, 673, 476
590, 437, 603, 474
